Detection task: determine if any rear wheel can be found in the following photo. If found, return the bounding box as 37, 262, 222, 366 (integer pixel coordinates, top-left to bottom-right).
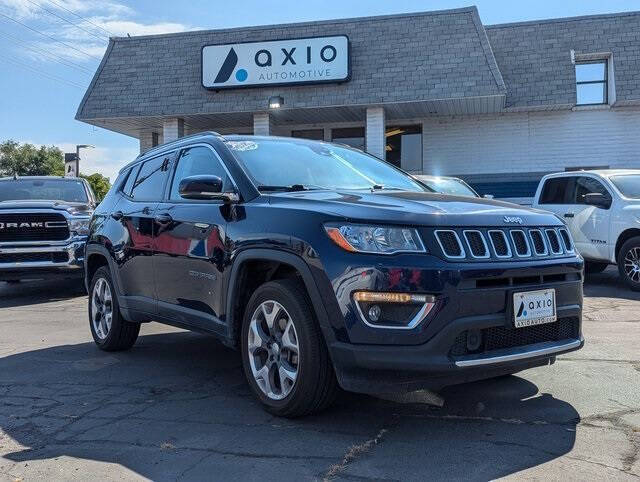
585, 261, 609, 275
618, 236, 640, 291
241, 279, 338, 417
89, 266, 140, 350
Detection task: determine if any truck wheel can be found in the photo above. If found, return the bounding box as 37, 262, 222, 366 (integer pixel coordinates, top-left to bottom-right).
618, 236, 640, 291
241, 279, 338, 417
585, 261, 609, 274
89, 266, 140, 350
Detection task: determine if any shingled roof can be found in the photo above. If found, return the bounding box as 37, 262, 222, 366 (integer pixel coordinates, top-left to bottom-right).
76, 7, 506, 124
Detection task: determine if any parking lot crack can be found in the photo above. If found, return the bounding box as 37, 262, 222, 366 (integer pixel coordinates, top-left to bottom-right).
322, 427, 388, 481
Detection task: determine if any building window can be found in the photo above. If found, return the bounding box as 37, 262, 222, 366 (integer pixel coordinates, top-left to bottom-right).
575, 60, 608, 105
385, 125, 422, 170
292, 129, 324, 141
332, 127, 364, 151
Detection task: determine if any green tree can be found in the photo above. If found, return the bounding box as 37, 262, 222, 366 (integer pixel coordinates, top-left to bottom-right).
0, 140, 65, 176
81, 173, 111, 201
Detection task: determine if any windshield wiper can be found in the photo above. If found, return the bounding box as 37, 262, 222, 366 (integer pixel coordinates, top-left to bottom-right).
257, 184, 325, 192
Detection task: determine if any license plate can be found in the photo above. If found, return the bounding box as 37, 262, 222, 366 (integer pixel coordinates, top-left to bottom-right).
513, 289, 556, 328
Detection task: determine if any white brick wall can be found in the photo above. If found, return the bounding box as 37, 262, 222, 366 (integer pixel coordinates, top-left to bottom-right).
253, 113, 273, 136
422, 108, 640, 176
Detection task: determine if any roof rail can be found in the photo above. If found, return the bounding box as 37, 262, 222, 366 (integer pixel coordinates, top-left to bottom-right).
135, 130, 223, 160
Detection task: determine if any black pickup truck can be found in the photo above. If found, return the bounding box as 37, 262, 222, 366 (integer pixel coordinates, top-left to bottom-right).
85, 133, 584, 417
0, 176, 96, 283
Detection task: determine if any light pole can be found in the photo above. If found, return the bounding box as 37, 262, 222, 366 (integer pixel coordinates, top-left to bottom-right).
72, 144, 94, 177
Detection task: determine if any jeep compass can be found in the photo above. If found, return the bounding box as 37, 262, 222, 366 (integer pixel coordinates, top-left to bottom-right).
85, 132, 584, 417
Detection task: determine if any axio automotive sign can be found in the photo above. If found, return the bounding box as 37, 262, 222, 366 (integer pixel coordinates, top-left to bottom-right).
201, 35, 350, 89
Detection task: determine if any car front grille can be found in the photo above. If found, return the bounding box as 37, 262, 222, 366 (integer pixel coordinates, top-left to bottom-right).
430, 227, 574, 262
0, 252, 69, 264
450, 316, 580, 358
0, 213, 69, 242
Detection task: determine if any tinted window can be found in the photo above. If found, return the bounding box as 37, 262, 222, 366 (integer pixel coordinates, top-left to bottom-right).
610, 174, 640, 199
0, 179, 88, 202
130, 155, 169, 201
121, 165, 139, 196
574, 176, 611, 205
539, 177, 573, 204
170, 146, 232, 200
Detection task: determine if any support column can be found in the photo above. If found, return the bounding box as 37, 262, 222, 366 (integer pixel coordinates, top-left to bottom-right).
253, 112, 273, 136
139, 130, 154, 154
163, 117, 184, 143
365, 107, 386, 160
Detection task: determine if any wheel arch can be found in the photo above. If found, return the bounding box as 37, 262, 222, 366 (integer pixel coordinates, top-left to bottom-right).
225, 249, 335, 351
615, 228, 640, 262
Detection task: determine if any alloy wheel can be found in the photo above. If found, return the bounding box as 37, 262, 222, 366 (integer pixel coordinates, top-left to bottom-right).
91, 278, 113, 340
624, 247, 640, 284
247, 300, 300, 400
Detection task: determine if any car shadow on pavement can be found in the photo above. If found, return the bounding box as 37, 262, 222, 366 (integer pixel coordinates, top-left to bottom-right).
0, 330, 579, 480
583, 266, 640, 301
0, 278, 85, 308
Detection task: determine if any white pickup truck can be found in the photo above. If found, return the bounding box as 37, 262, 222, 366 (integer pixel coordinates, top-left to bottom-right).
532, 169, 640, 290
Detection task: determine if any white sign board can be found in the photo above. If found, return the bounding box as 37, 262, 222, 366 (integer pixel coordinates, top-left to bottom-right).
202, 35, 350, 89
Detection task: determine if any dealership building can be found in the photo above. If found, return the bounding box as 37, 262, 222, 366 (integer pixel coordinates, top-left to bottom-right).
76, 7, 640, 200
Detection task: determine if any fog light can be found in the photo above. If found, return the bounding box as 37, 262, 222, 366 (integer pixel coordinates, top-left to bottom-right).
466, 329, 482, 352
368, 305, 382, 322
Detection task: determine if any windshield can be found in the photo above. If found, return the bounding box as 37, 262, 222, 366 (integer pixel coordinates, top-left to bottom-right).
0, 179, 88, 203
417, 177, 478, 197
225, 138, 429, 192
610, 175, 640, 199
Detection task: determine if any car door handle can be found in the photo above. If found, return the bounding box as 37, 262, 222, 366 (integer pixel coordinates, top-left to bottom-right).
111, 211, 123, 220
155, 213, 173, 224
564, 213, 574, 218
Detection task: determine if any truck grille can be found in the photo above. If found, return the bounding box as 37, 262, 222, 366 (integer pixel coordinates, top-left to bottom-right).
430, 227, 574, 262
450, 316, 580, 358
0, 213, 69, 242
0, 252, 69, 264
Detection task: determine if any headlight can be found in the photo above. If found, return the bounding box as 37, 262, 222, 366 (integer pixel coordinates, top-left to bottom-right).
325, 224, 426, 254
68, 217, 91, 235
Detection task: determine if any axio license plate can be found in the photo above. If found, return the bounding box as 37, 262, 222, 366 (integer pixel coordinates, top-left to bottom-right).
513, 289, 556, 328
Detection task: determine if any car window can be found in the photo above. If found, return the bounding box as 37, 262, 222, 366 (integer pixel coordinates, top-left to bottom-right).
419, 178, 476, 197
121, 165, 139, 196
610, 174, 640, 199
539, 177, 574, 204
170, 146, 233, 201
0, 179, 88, 203
130, 155, 169, 201
574, 176, 611, 205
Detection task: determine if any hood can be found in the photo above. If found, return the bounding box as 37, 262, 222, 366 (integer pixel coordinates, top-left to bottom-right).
268, 190, 562, 227
0, 200, 93, 216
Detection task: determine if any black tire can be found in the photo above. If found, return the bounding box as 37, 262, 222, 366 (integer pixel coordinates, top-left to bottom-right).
618, 236, 640, 291
585, 261, 609, 275
241, 279, 338, 418
88, 266, 140, 351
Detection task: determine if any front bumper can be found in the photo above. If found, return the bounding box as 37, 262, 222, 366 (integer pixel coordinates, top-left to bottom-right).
318, 253, 584, 393
0, 236, 86, 281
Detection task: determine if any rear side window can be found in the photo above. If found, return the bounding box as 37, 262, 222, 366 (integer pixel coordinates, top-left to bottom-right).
539, 177, 573, 204
169, 146, 233, 201
130, 155, 170, 201
574, 176, 611, 205
121, 165, 140, 196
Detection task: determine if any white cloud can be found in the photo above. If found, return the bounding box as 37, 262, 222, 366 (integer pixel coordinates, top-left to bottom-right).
1, 0, 195, 63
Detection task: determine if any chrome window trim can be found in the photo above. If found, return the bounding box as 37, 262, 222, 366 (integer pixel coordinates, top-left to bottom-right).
487, 229, 512, 258
434, 229, 466, 259
462, 229, 490, 259
545, 229, 564, 255
528, 229, 549, 256
510, 229, 532, 257
557, 227, 575, 253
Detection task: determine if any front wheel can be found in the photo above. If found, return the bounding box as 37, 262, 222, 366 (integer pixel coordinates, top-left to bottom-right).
89, 266, 140, 350
618, 236, 640, 291
241, 279, 338, 417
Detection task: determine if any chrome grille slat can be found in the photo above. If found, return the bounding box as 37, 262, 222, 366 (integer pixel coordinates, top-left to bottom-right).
463, 230, 489, 258
510, 229, 531, 257
545, 229, 563, 254
434, 230, 466, 259
558, 228, 574, 253
529, 229, 548, 256
488, 230, 512, 258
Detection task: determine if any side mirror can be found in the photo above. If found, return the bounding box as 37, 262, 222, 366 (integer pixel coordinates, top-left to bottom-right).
584, 192, 611, 209
179, 175, 238, 202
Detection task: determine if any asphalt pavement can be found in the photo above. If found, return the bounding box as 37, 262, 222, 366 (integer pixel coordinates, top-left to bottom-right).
0, 268, 638, 481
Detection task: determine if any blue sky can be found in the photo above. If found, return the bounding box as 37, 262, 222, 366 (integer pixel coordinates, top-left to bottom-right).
1, 0, 639, 181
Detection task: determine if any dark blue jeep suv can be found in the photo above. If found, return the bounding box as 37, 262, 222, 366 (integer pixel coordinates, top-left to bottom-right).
86, 132, 584, 417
